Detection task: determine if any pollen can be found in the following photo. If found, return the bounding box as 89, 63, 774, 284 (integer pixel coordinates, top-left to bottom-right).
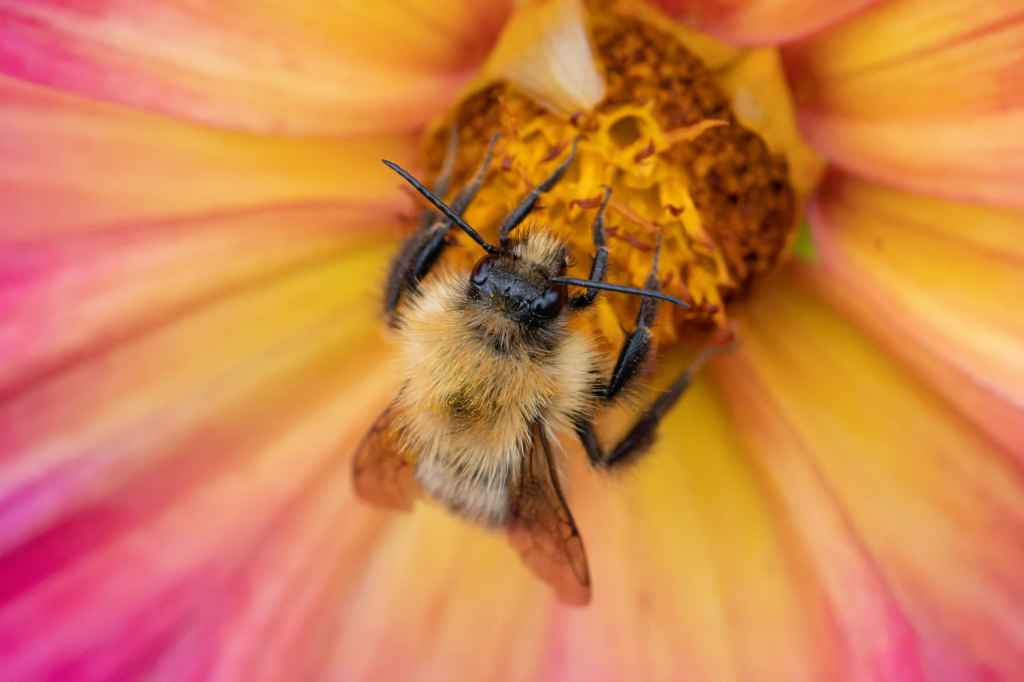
422, 0, 799, 347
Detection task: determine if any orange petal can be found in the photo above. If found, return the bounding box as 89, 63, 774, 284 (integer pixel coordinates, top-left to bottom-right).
721, 271, 1024, 679
805, 172, 1024, 457
650, 0, 880, 45
0, 75, 416, 239
785, 0, 1024, 206
0, 0, 513, 135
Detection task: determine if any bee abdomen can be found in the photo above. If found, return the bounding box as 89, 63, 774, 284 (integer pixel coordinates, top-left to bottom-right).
415, 454, 514, 527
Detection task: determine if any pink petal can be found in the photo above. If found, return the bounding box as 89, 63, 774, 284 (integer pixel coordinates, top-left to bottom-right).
0, 0, 513, 135
0, 208, 393, 401
784, 0, 1024, 207
806, 171, 1024, 458
650, 0, 881, 45
0, 241, 405, 679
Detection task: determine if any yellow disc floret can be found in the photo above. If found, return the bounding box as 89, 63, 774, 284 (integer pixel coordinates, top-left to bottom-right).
423, 0, 797, 347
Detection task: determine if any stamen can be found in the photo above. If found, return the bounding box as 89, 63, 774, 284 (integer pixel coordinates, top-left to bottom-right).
417, 0, 801, 348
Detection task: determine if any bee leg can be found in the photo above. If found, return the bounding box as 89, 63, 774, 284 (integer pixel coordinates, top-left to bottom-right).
384, 133, 498, 325
568, 187, 611, 310
577, 345, 723, 468
579, 245, 715, 468
603, 243, 662, 401
498, 138, 578, 248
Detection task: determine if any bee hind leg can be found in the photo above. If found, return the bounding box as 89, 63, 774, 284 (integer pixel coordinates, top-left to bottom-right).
384, 131, 498, 325
577, 344, 724, 468
579, 245, 726, 467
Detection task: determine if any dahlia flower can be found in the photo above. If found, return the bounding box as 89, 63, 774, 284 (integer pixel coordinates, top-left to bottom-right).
1, 0, 1022, 680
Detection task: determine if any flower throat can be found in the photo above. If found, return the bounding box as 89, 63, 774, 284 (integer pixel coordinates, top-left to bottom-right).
421, 0, 797, 347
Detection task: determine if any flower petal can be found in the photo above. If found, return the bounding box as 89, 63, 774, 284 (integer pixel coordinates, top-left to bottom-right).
0, 245, 392, 548
806, 172, 1024, 457
784, 0, 1024, 207
0, 75, 415, 239
650, 0, 880, 45
721, 272, 1024, 679
0, 244, 409, 679
0, 208, 392, 398
0, 0, 513, 135
320, 506, 557, 681
479, 0, 605, 114
555, 361, 926, 681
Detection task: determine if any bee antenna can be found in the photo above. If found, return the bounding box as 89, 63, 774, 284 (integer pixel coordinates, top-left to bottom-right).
549, 277, 691, 309
383, 159, 499, 255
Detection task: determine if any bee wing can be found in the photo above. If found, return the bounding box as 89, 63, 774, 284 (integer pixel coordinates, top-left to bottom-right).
352, 403, 420, 511
507, 425, 591, 606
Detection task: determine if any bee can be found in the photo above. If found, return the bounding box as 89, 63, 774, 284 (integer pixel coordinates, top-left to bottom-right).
354, 134, 718, 605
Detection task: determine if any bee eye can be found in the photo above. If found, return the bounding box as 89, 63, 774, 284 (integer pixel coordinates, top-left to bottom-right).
470, 257, 492, 286
530, 286, 565, 319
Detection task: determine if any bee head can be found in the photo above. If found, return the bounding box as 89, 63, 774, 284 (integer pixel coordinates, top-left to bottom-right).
468, 237, 568, 325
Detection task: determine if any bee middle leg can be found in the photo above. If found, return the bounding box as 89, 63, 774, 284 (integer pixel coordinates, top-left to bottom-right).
384, 132, 498, 325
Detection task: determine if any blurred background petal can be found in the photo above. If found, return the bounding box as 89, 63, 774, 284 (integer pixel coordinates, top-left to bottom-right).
650, 0, 880, 45
0, 76, 416, 238
0, 0, 512, 135
0, 245, 409, 679
320, 504, 558, 682
784, 0, 1024, 207
806, 171, 1024, 457
563, 373, 861, 682
720, 273, 1024, 680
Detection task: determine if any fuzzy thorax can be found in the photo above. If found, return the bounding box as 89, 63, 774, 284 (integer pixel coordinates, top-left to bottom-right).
393, 256, 600, 525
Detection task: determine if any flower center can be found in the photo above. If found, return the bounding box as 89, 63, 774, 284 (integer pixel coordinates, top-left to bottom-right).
423, 1, 805, 346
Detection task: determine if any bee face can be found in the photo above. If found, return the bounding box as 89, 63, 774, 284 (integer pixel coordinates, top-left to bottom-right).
468, 252, 567, 325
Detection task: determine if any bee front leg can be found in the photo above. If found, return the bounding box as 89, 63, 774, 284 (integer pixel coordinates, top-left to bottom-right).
603, 243, 662, 401
498, 137, 578, 248
568, 187, 611, 311
384, 132, 498, 325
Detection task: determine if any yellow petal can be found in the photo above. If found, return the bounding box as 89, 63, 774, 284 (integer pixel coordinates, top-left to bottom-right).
785, 0, 1024, 206
724, 270, 1024, 679
0, 0, 514, 135
805, 171, 1024, 456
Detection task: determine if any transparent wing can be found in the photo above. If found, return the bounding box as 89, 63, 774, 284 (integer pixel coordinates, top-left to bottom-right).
352, 403, 419, 511
507, 425, 591, 605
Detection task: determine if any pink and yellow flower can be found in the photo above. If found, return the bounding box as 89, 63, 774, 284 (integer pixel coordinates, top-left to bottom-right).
1, 0, 1022, 679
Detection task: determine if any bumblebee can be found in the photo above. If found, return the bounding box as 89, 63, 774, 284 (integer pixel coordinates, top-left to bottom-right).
354, 135, 719, 605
